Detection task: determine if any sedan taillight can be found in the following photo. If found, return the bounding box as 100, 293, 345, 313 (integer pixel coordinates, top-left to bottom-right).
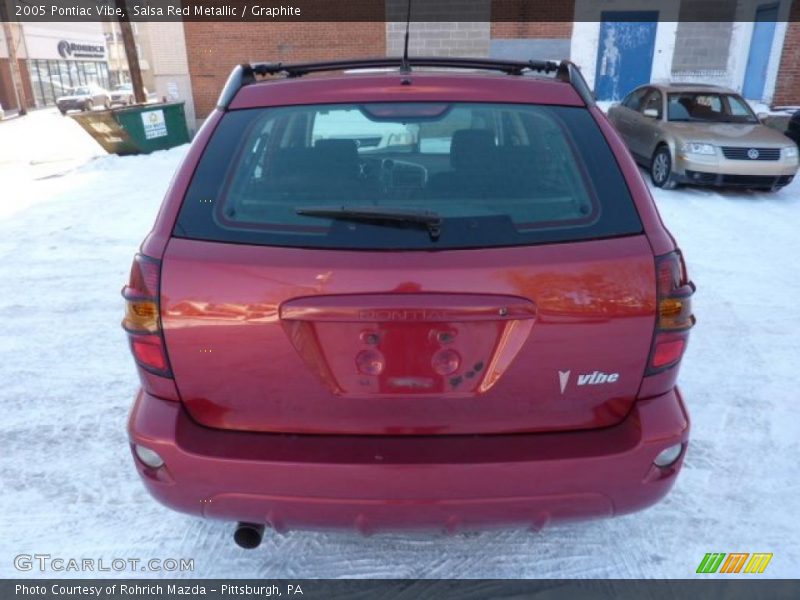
646, 251, 695, 374
122, 254, 172, 377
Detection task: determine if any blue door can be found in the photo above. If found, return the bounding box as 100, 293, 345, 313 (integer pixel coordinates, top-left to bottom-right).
742, 4, 779, 100
594, 12, 658, 101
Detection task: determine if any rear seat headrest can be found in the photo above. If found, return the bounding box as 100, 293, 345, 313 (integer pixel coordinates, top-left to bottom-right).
450, 129, 496, 170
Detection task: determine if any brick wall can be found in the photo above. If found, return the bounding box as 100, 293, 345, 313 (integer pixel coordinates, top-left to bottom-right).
491, 22, 572, 38
490, 0, 573, 39
774, 2, 800, 106
489, 2, 573, 62
184, 22, 385, 119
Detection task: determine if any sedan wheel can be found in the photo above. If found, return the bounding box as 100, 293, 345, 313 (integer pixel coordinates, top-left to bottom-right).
651, 147, 677, 190
84, 100, 93, 112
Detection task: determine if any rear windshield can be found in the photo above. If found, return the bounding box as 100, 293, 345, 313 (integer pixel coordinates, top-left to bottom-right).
175, 102, 642, 250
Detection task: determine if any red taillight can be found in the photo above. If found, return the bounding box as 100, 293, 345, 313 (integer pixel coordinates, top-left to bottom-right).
130, 334, 168, 372
646, 251, 695, 374
651, 336, 686, 369
122, 254, 172, 377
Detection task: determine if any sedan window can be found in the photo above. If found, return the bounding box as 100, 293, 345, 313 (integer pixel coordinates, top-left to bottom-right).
623, 88, 648, 111
641, 91, 663, 118
667, 93, 758, 123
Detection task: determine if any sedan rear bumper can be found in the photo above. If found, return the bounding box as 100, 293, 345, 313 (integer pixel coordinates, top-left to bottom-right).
128, 388, 689, 533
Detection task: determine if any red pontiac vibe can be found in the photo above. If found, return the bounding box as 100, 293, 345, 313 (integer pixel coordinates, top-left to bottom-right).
123, 58, 695, 548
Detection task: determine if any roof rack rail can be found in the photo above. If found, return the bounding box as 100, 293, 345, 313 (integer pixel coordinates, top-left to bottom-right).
217, 57, 595, 110
251, 57, 559, 77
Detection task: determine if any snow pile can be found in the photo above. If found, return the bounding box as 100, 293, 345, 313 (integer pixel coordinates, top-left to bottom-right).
0, 141, 798, 578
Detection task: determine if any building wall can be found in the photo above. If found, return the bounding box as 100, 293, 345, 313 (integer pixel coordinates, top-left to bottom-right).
490, 3, 573, 60
773, 1, 800, 106
1, 22, 109, 110
671, 22, 734, 74
571, 0, 682, 92
180, 0, 800, 120
184, 22, 385, 121
670, 1, 791, 104
147, 22, 196, 131
103, 22, 156, 90
571, 0, 791, 105
386, 21, 491, 57
385, 0, 491, 57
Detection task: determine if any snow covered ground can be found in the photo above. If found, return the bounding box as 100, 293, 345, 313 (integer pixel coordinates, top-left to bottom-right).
0, 113, 798, 578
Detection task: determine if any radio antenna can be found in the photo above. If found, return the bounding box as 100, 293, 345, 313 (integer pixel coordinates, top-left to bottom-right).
400, 0, 413, 73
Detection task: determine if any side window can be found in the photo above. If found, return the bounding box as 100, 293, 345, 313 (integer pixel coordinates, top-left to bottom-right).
641, 91, 663, 118
727, 95, 754, 119
623, 88, 648, 111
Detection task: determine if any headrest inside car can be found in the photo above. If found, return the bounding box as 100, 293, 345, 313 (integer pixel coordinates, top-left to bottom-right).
450, 129, 496, 170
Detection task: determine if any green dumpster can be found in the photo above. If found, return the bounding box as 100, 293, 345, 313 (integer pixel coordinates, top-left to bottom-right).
71, 102, 190, 156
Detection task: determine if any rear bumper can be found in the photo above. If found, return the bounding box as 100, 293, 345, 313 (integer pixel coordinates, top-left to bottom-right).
128, 388, 690, 533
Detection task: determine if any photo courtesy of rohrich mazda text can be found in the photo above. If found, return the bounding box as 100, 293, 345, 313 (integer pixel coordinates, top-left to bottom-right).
1, 0, 798, 596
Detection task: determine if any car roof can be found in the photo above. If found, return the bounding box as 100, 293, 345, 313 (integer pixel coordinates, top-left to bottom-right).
229, 70, 585, 110
644, 83, 738, 95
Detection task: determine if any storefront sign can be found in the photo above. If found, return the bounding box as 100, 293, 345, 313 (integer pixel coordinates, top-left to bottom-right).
57, 40, 106, 59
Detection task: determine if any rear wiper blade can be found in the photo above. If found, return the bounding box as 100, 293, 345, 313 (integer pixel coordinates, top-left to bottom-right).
296, 205, 442, 240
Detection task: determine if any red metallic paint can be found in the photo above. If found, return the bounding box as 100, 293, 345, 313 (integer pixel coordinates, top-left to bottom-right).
229, 72, 585, 111
160, 236, 657, 435
128, 387, 689, 532
280, 293, 536, 396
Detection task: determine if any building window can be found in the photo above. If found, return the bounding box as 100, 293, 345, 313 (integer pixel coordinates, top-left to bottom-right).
26, 59, 111, 106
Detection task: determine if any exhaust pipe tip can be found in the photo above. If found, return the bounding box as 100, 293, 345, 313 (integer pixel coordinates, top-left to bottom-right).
234, 522, 265, 549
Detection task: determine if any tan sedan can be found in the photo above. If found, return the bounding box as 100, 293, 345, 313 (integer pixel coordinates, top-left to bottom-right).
607, 84, 798, 191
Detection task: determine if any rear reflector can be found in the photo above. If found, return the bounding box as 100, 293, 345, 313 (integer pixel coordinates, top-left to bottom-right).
652, 337, 686, 369
134, 444, 165, 469
122, 254, 172, 377
130, 334, 169, 372
653, 443, 683, 468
